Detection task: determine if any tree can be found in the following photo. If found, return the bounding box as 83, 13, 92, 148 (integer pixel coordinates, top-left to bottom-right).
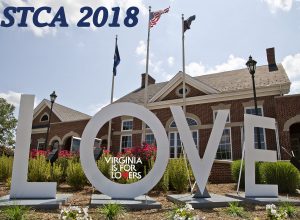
0, 98, 17, 147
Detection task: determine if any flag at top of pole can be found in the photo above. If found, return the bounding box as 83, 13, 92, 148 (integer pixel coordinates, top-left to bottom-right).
113, 37, 121, 76
184, 15, 196, 32
149, 6, 170, 28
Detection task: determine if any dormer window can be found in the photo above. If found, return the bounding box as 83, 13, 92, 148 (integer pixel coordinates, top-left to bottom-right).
40, 113, 49, 122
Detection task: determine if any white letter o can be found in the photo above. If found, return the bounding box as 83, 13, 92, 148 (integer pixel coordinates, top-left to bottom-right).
80, 103, 169, 199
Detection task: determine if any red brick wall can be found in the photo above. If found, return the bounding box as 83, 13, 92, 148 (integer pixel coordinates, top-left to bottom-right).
275, 95, 300, 159
209, 162, 233, 183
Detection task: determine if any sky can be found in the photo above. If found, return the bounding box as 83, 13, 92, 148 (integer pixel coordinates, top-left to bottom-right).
0, 0, 300, 117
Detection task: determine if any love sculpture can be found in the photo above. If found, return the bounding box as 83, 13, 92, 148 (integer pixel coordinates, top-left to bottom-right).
9, 95, 278, 200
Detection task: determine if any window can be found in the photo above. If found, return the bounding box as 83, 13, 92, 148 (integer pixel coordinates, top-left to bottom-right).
169, 117, 199, 158
121, 135, 132, 151
145, 134, 156, 145
213, 110, 230, 123
122, 120, 133, 131
176, 86, 191, 97
37, 141, 45, 150
40, 113, 49, 122
170, 117, 198, 128
213, 110, 232, 160
245, 106, 267, 149
216, 128, 232, 160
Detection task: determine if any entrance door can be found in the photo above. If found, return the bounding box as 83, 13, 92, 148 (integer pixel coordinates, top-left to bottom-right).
290, 123, 300, 160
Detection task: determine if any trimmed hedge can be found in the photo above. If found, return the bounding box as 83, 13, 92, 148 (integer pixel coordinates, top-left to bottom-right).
168, 158, 189, 193
260, 161, 300, 193
231, 160, 261, 189
28, 155, 51, 182
0, 155, 13, 182
232, 160, 300, 193
66, 160, 87, 190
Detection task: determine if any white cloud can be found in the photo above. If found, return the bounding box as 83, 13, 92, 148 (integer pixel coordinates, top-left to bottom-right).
167, 56, 174, 67
262, 0, 293, 13
0, 0, 147, 36
282, 53, 300, 94
87, 98, 118, 115
186, 54, 246, 77
0, 91, 21, 108
136, 40, 147, 56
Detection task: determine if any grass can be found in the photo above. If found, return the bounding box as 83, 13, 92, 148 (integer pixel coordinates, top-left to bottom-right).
279, 202, 298, 218
98, 203, 127, 220
226, 202, 248, 218
1, 205, 30, 220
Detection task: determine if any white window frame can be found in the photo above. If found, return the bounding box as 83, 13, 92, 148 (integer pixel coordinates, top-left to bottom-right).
145, 133, 156, 145
120, 134, 132, 151
40, 112, 49, 122
37, 140, 45, 151
244, 106, 267, 149
168, 130, 199, 158
213, 109, 232, 160
121, 119, 133, 131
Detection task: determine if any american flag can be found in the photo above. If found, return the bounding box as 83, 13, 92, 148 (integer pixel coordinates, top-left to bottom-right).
149, 7, 170, 28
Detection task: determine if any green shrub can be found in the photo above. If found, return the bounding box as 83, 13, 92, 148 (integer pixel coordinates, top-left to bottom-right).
168, 158, 189, 193
56, 157, 69, 181
260, 161, 300, 193
155, 168, 169, 192
97, 155, 112, 179
2, 205, 30, 220
0, 155, 13, 182
226, 202, 248, 218
28, 156, 51, 182
50, 163, 63, 184
231, 160, 262, 188
98, 203, 126, 220
279, 202, 298, 218
66, 161, 87, 190
147, 157, 169, 192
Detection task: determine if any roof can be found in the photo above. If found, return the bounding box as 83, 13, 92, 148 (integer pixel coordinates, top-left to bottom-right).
116, 64, 291, 104
34, 99, 91, 122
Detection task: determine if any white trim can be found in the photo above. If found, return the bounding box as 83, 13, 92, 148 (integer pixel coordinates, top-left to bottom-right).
31, 128, 47, 134
33, 100, 63, 122
145, 133, 156, 145
120, 134, 132, 152
40, 112, 49, 122
244, 106, 268, 149
147, 84, 290, 110
213, 109, 232, 160
37, 139, 45, 151
149, 72, 219, 103
121, 119, 133, 131
213, 110, 231, 123
62, 131, 80, 144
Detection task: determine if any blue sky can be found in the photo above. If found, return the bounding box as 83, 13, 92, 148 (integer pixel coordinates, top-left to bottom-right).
0, 0, 300, 117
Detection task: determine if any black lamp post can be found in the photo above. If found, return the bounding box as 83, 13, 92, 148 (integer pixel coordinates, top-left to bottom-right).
246, 56, 262, 149
45, 91, 57, 151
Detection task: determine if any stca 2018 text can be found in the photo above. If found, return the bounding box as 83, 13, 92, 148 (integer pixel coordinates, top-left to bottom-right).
0, 6, 139, 28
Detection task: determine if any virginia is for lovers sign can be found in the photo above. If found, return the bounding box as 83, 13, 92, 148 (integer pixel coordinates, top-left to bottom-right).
10, 94, 279, 200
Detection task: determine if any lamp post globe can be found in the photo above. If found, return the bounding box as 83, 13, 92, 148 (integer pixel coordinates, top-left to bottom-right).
50, 91, 57, 103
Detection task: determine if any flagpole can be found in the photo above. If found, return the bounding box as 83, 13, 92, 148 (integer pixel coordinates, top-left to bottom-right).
142, 6, 152, 144
182, 14, 187, 114
107, 35, 118, 151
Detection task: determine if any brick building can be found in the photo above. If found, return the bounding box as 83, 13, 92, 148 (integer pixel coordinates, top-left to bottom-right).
30, 48, 300, 183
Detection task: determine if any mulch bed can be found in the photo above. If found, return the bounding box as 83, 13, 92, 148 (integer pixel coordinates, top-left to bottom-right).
0, 183, 299, 219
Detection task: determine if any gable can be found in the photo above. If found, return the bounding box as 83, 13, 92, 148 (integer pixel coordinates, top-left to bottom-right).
161, 83, 207, 101
32, 105, 61, 127
149, 72, 219, 103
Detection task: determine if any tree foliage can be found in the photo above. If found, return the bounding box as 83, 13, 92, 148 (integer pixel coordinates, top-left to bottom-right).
0, 98, 17, 147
